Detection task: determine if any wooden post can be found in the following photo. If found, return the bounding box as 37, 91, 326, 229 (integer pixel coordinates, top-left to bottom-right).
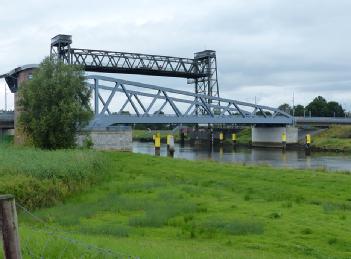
0, 195, 22, 259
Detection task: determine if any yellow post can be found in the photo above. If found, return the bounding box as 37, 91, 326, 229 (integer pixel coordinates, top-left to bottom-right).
305, 134, 311, 153
282, 132, 287, 150
219, 132, 224, 145
155, 135, 161, 148
232, 133, 237, 141
281, 132, 287, 143
232, 133, 237, 145
306, 134, 311, 145
154, 133, 161, 156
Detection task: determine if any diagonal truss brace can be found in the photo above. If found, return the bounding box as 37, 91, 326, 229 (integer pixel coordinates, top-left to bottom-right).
86, 75, 293, 127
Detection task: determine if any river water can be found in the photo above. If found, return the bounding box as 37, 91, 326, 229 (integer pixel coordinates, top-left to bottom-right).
133, 141, 351, 172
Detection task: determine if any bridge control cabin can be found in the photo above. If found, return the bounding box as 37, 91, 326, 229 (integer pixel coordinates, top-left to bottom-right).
0, 64, 38, 144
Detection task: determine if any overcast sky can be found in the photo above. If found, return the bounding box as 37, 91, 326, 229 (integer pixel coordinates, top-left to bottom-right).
1, 0, 351, 111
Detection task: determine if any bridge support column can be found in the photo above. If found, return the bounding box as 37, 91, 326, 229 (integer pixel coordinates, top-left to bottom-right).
252, 126, 298, 148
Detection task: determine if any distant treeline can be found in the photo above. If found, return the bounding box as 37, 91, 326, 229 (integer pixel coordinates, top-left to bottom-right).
278, 96, 346, 117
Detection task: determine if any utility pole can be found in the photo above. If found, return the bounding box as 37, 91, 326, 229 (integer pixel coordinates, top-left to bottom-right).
292, 92, 295, 117
4, 84, 7, 111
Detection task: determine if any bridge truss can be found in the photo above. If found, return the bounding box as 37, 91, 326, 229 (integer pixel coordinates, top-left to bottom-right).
50, 35, 220, 111
86, 75, 293, 127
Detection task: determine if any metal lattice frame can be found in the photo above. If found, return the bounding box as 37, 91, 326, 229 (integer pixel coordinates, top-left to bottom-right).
86, 75, 293, 128
50, 35, 219, 111
194, 51, 219, 97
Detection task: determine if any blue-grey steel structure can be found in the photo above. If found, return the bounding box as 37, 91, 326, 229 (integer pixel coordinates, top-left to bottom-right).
86, 75, 293, 127
50, 34, 220, 108
5, 112, 351, 130
0, 34, 296, 128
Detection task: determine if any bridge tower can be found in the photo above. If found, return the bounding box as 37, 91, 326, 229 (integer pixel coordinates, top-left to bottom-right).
193, 50, 219, 101
50, 34, 72, 63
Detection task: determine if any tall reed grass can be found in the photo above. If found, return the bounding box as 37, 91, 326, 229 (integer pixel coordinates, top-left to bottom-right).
0, 146, 108, 209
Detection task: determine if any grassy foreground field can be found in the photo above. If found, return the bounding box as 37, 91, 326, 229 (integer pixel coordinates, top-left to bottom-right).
7, 150, 349, 258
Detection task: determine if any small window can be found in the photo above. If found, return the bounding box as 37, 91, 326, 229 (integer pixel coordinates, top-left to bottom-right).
28, 74, 33, 80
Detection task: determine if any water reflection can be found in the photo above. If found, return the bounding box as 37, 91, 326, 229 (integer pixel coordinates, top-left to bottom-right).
133, 141, 351, 172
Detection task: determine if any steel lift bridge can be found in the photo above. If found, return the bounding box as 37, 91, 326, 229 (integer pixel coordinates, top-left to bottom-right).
50, 35, 293, 127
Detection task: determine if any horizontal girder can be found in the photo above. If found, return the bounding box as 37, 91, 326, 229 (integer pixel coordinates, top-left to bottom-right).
60, 48, 208, 78
92, 115, 293, 125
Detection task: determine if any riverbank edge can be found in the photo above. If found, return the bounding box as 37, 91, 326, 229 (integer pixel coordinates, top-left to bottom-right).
133, 137, 351, 153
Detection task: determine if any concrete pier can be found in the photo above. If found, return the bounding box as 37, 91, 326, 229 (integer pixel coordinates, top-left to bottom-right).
77, 126, 132, 151
252, 126, 298, 148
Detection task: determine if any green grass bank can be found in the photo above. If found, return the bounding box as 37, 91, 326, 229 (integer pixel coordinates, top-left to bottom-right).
312, 125, 351, 152
11, 150, 351, 258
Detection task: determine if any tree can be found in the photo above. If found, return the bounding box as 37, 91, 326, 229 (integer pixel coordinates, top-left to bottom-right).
305, 96, 328, 117
294, 104, 305, 116
278, 103, 292, 114
305, 96, 345, 117
19, 57, 93, 149
327, 101, 344, 117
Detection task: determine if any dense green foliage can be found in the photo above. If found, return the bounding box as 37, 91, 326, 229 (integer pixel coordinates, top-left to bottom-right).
306, 96, 345, 117
312, 125, 351, 151
19, 58, 92, 149
278, 96, 345, 117
278, 103, 292, 114
236, 127, 251, 144
17, 152, 351, 258
0, 145, 108, 209
294, 104, 305, 116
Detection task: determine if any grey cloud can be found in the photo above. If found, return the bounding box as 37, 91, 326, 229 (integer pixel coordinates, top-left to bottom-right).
1, 0, 351, 111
